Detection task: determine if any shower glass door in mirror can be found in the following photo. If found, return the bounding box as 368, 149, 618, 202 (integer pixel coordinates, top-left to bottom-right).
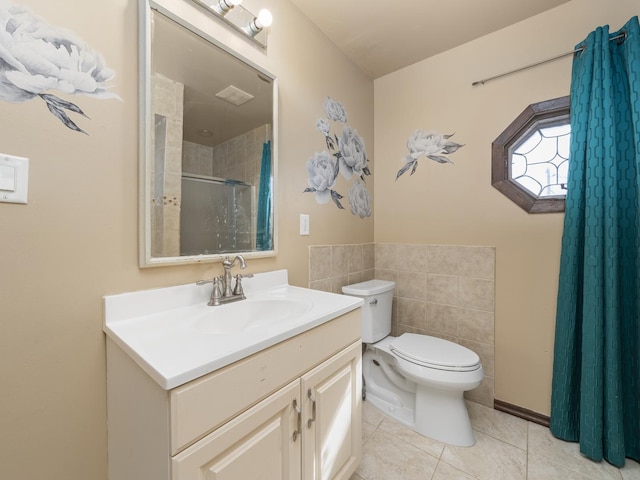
140, 0, 277, 267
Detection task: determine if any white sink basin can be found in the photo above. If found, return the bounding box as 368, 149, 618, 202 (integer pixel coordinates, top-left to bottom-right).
103, 270, 363, 389
189, 298, 313, 335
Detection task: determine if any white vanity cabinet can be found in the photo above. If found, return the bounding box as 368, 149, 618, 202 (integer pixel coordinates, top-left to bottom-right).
106, 309, 362, 480
300, 341, 362, 480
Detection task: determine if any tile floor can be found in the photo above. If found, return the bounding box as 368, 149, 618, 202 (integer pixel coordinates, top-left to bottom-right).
351, 400, 640, 480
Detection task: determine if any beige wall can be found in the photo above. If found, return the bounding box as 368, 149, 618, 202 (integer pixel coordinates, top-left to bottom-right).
373, 0, 638, 416
0, 0, 372, 478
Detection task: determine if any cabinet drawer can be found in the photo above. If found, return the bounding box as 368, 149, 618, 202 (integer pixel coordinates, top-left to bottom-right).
172, 380, 301, 480
170, 309, 360, 454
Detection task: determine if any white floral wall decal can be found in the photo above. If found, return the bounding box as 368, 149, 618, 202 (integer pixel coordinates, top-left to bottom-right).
348, 179, 371, 219
306, 150, 337, 205
396, 130, 464, 180
304, 96, 371, 218
0, 1, 119, 134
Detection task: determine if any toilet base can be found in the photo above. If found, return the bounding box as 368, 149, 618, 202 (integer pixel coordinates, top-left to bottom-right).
364, 384, 415, 429
364, 388, 476, 447
414, 384, 475, 447
363, 346, 477, 447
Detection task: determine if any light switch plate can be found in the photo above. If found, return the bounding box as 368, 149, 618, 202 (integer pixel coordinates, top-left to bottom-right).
299, 214, 310, 235
0, 154, 29, 204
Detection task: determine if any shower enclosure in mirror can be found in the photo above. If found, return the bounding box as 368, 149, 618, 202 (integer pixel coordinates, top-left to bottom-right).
139, 0, 277, 267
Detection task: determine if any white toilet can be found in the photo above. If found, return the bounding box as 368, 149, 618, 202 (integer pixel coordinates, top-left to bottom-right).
342, 279, 484, 447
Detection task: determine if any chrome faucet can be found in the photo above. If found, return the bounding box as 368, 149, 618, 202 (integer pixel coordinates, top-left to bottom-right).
196, 255, 252, 306
222, 255, 247, 296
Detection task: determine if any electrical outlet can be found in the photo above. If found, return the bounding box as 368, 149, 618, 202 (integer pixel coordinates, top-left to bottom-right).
299, 214, 310, 235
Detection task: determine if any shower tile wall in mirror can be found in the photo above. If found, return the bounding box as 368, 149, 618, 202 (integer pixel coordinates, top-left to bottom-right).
139, 0, 277, 267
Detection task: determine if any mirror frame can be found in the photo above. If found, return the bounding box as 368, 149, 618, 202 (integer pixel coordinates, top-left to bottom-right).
139, 0, 278, 267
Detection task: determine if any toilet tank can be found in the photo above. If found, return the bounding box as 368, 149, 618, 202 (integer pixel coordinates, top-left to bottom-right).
342, 280, 395, 343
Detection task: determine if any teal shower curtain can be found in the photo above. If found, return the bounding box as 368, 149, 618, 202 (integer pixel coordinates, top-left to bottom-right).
550, 16, 640, 467
256, 141, 272, 251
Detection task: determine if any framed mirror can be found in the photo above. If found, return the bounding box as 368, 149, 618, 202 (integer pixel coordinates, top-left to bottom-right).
139, 0, 278, 267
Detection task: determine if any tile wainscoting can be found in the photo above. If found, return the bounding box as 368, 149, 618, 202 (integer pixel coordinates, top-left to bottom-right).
309, 243, 495, 407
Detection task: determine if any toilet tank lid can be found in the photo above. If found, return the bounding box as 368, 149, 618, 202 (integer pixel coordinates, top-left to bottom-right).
342, 279, 395, 296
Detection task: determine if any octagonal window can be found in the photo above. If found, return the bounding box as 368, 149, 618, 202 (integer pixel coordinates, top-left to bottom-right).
492, 96, 570, 213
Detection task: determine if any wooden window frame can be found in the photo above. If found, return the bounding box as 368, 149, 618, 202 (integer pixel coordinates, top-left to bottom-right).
492, 96, 570, 213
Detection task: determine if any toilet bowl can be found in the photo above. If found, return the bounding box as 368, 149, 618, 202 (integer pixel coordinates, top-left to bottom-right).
343, 279, 484, 447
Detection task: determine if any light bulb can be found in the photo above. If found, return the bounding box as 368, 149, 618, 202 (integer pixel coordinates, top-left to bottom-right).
256, 9, 272, 28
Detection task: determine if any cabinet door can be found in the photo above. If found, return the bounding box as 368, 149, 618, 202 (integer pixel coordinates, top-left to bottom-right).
302, 341, 362, 480
172, 379, 301, 480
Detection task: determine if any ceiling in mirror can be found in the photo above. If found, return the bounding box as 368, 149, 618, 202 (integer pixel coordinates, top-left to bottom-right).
152, 11, 272, 147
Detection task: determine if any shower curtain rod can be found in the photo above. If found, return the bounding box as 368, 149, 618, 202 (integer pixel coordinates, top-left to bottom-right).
472, 31, 626, 87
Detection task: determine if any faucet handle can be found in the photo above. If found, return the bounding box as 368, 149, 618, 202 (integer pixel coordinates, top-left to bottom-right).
200, 276, 223, 306
197, 276, 224, 306
196, 274, 223, 286
209, 277, 223, 305
233, 273, 253, 296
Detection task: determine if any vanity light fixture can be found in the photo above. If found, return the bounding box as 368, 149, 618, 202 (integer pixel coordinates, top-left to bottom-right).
192, 0, 273, 48
244, 9, 272, 37
210, 0, 241, 16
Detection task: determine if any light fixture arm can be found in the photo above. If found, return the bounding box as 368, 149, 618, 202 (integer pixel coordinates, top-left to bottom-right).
244, 18, 262, 36
244, 9, 272, 37
211, 0, 240, 15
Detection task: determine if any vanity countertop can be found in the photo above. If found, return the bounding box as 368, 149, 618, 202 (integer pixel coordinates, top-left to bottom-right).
103, 270, 363, 390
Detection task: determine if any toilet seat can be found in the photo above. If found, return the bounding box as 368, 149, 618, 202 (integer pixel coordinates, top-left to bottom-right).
390, 333, 481, 372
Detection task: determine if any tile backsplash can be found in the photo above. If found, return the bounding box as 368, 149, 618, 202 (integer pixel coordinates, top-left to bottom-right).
309, 243, 376, 293
309, 242, 495, 407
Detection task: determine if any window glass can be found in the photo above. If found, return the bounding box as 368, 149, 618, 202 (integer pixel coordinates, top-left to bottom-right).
510, 122, 570, 197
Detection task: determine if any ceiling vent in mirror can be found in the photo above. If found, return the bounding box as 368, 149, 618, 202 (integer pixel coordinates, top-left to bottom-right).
215, 85, 254, 106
